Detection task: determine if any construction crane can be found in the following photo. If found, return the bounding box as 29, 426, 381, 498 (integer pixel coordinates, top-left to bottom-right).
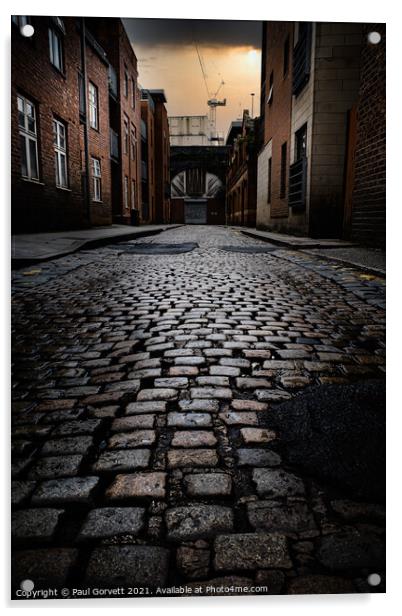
194, 42, 226, 143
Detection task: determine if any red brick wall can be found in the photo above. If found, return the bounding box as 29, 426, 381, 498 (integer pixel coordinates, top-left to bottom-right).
11, 17, 112, 232
84, 43, 112, 226
263, 22, 294, 219
351, 24, 386, 247
141, 100, 156, 224
12, 17, 82, 232
154, 100, 170, 223
87, 18, 141, 225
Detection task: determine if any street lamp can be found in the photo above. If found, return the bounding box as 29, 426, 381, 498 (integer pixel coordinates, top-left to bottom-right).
250, 93, 255, 118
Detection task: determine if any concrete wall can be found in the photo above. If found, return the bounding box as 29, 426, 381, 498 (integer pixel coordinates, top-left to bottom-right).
310, 22, 364, 237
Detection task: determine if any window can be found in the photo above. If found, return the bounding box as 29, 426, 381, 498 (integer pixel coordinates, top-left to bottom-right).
130, 126, 136, 160
53, 118, 68, 188
295, 123, 307, 161
124, 67, 129, 97
292, 22, 312, 95
12, 16, 30, 28
267, 71, 274, 105
280, 142, 287, 198
91, 157, 101, 201
124, 117, 129, 154
131, 78, 136, 108
267, 157, 272, 203
88, 82, 98, 129
131, 179, 136, 209
48, 28, 64, 72
17, 94, 39, 181
124, 176, 129, 209
283, 35, 290, 77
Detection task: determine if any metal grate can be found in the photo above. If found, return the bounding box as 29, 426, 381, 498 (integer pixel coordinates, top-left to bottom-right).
288, 157, 307, 209
292, 23, 312, 96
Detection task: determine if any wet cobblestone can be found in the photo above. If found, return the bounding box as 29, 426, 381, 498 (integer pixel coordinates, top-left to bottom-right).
11, 225, 385, 593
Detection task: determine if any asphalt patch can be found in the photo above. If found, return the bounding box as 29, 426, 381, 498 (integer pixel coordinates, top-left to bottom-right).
220, 245, 278, 253
268, 379, 385, 502
111, 242, 199, 255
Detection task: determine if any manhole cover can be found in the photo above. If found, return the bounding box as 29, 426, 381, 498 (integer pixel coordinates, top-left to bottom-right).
220, 245, 277, 253
111, 242, 198, 255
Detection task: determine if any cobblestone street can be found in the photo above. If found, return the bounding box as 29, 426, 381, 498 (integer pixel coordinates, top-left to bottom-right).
11, 225, 386, 595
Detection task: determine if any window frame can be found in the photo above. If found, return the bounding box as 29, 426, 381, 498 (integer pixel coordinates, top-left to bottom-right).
131, 179, 136, 209
280, 142, 288, 199
88, 82, 99, 130
123, 67, 129, 98
130, 125, 136, 160
91, 157, 102, 202
53, 118, 68, 188
124, 176, 129, 209
131, 77, 136, 108
267, 156, 272, 204
17, 94, 39, 182
123, 116, 129, 154
48, 27, 64, 73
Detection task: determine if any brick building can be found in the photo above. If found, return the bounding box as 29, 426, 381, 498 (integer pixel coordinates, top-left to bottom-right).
347, 24, 386, 247
226, 110, 259, 227
86, 18, 142, 225
140, 90, 156, 223
12, 16, 112, 232
151, 90, 171, 224
140, 89, 170, 224
256, 21, 385, 242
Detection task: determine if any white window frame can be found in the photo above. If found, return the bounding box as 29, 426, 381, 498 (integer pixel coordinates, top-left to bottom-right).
17, 94, 39, 181
124, 176, 129, 209
91, 157, 102, 202
88, 82, 99, 130
53, 118, 68, 188
48, 28, 64, 72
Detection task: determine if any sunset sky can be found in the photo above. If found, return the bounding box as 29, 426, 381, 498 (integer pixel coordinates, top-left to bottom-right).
123, 18, 262, 139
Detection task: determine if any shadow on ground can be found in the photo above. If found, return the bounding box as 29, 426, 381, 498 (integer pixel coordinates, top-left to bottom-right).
269, 379, 385, 502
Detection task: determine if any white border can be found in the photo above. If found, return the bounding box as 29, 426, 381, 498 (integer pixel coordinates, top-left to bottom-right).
1, 1, 400, 613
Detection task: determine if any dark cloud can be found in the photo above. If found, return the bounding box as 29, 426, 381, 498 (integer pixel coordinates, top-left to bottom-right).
122, 18, 262, 50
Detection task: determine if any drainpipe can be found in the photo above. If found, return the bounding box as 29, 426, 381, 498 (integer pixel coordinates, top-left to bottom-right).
80, 17, 91, 226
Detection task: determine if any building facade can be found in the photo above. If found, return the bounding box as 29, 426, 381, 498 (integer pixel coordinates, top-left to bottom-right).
86, 17, 141, 225
169, 115, 210, 146
170, 146, 228, 225
347, 24, 386, 247
226, 110, 259, 227
256, 21, 385, 243
12, 16, 112, 232
140, 90, 156, 224
140, 90, 170, 224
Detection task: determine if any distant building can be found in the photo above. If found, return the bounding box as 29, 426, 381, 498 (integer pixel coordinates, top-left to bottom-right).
149, 90, 171, 224
256, 21, 385, 245
169, 115, 210, 146
170, 146, 228, 224
140, 90, 156, 223
168, 115, 224, 147
226, 110, 260, 227
141, 90, 170, 224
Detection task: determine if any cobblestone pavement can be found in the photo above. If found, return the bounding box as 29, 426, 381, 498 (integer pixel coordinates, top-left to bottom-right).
11, 225, 385, 597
